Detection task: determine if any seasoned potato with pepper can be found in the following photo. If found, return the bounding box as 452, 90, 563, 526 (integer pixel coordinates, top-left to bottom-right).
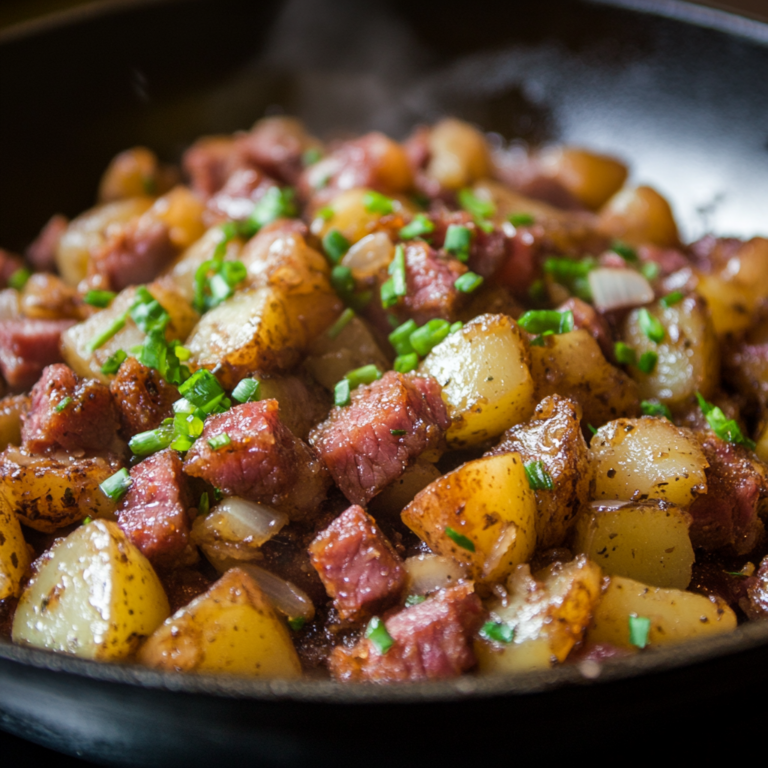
426, 118, 491, 190
590, 416, 708, 508
138, 567, 302, 678
401, 452, 536, 584
12, 520, 169, 660
419, 313, 536, 448
573, 500, 695, 589
585, 575, 736, 650
0, 491, 31, 600
598, 185, 680, 247
622, 295, 720, 406
475, 557, 603, 673
529, 329, 640, 428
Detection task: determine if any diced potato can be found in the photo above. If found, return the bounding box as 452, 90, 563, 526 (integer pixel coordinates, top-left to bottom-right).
585, 575, 737, 650
403, 554, 467, 597
590, 416, 708, 508
491, 395, 592, 548
475, 557, 603, 673
755, 420, 768, 465
304, 315, 390, 391
56, 197, 154, 286
598, 185, 680, 247
0, 491, 31, 599
538, 146, 628, 210
574, 500, 695, 589
138, 567, 302, 678
419, 313, 536, 448
0, 394, 28, 451
0, 448, 120, 532
401, 452, 536, 584
256, 374, 330, 441
622, 295, 720, 406
426, 118, 491, 190
148, 186, 206, 250
529, 329, 640, 428
369, 460, 441, 517
98, 146, 176, 203
12, 520, 169, 660
62, 282, 199, 383
20, 273, 83, 321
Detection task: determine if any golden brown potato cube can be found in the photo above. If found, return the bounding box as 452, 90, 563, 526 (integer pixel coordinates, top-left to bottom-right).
369, 460, 442, 517
419, 314, 536, 448
401, 452, 536, 584
148, 186, 206, 250
12, 520, 169, 660
622, 295, 719, 406
138, 567, 302, 678
98, 146, 177, 203
475, 557, 603, 673
590, 416, 708, 508
0, 491, 30, 599
598, 185, 680, 247
574, 500, 695, 590
426, 118, 491, 190
585, 575, 736, 650
529, 329, 640, 428
0, 448, 120, 532
0, 394, 28, 451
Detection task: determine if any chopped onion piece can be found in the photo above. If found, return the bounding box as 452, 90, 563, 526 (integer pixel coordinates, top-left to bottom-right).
341, 232, 394, 280
588, 267, 654, 311
209, 496, 288, 547
236, 563, 315, 621
404, 553, 467, 596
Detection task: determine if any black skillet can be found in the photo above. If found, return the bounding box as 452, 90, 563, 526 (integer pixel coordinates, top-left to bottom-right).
1, 0, 767, 765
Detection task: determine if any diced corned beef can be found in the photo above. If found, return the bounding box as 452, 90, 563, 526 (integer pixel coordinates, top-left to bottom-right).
746, 556, 768, 619
158, 567, 212, 612
309, 371, 450, 506
723, 338, 768, 413
109, 357, 179, 439
309, 504, 405, 620
0, 319, 75, 391
182, 135, 238, 198
637, 244, 689, 278
118, 448, 195, 567
21, 363, 119, 454
689, 561, 758, 616
0, 249, 24, 287
90, 219, 178, 292
329, 582, 483, 682
183, 399, 330, 518
204, 167, 279, 225
688, 435, 768, 555
26, 214, 68, 273
558, 297, 614, 360
689, 234, 743, 273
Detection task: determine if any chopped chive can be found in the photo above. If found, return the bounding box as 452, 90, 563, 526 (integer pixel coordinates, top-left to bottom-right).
198, 492, 210, 517
179, 369, 225, 409
518, 309, 574, 335
641, 262, 660, 281
449, 321, 463, 334
393, 353, 419, 373
82, 516, 93, 525
365, 616, 395, 654
381, 244, 407, 308
410, 318, 450, 357
458, 188, 496, 220
288, 616, 307, 631
99, 468, 132, 501
363, 190, 395, 214
331, 265, 355, 299
399, 213, 435, 240
480, 620, 515, 644
302, 147, 322, 167
391, 429, 406, 436
508, 212, 535, 227
696, 392, 756, 449
100, 349, 127, 375
388, 319, 418, 356
317, 206, 334, 221
544, 256, 595, 281
207, 433, 231, 451
588, 424, 598, 436
724, 570, 750, 578
638, 350, 658, 374
614, 342, 637, 366
444, 224, 471, 262
528, 279, 547, 303
476, 218, 494, 234
232, 378, 261, 403
129, 286, 170, 334
87, 311, 128, 352
611, 240, 639, 264
128, 424, 175, 456
327, 308, 355, 339
244, 186, 298, 234
641, 400, 673, 420
660, 291, 684, 308
55, 396, 72, 413
345, 364, 382, 388
137, 328, 167, 372
454, 271, 484, 293
405, 594, 426, 607
638, 308, 665, 344
524, 460, 554, 491
322, 229, 350, 263
334, 378, 351, 407
84, 289, 117, 308
445, 526, 475, 552
8, 267, 31, 291
173, 345, 191, 362
628, 614, 651, 649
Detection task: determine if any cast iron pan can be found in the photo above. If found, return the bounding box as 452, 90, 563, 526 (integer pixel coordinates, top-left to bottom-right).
1, 0, 767, 764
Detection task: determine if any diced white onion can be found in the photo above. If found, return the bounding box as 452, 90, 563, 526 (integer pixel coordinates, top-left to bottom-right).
341, 232, 394, 279
236, 563, 315, 621
209, 497, 288, 547
404, 553, 467, 595
588, 267, 654, 311
0, 289, 21, 320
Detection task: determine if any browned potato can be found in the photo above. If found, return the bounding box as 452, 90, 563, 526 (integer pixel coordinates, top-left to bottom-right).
574, 500, 695, 589
148, 186, 206, 250
98, 147, 177, 203
530, 329, 640, 428
598, 185, 680, 247
489, 395, 591, 548
426, 118, 491, 190
257, 373, 330, 441
0, 394, 28, 451
138, 567, 302, 677
590, 416, 708, 508
401, 452, 536, 584
622, 295, 720, 406
369, 460, 442, 517
0, 448, 120, 532
0, 490, 30, 599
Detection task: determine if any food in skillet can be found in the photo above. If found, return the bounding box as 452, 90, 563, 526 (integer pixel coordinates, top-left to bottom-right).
0, 116, 766, 681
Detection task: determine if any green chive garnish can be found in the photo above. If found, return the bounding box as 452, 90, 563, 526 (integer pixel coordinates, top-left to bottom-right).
179, 369, 225, 410
399, 213, 435, 240
288, 617, 307, 631
334, 378, 351, 407
508, 212, 535, 227
55, 397, 72, 413
388, 319, 417, 356
327, 308, 355, 339
232, 378, 261, 404
87, 311, 128, 352
641, 400, 672, 420
611, 240, 639, 264
641, 262, 660, 281
391, 429, 406, 436
243, 186, 298, 235
100, 349, 127, 375
363, 190, 395, 215
129, 424, 175, 456
638, 350, 658, 374
380, 244, 407, 308
317, 206, 334, 221
696, 392, 756, 450
302, 147, 322, 166
518, 309, 574, 335
480, 620, 515, 644
454, 271, 484, 293
8, 267, 31, 291
84, 289, 117, 308
198, 492, 210, 516
638, 308, 665, 344
524, 460, 554, 491
410, 319, 450, 357
628, 614, 651, 649
365, 616, 394, 654
614, 342, 637, 366
405, 594, 426, 607
660, 291, 684, 308
444, 224, 471, 262
345, 364, 382, 389
393, 353, 419, 373
99, 468, 132, 501
445, 526, 475, 552
207, 433, 231, 451
458, 188, 496, 220
322, 229, 350, 263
